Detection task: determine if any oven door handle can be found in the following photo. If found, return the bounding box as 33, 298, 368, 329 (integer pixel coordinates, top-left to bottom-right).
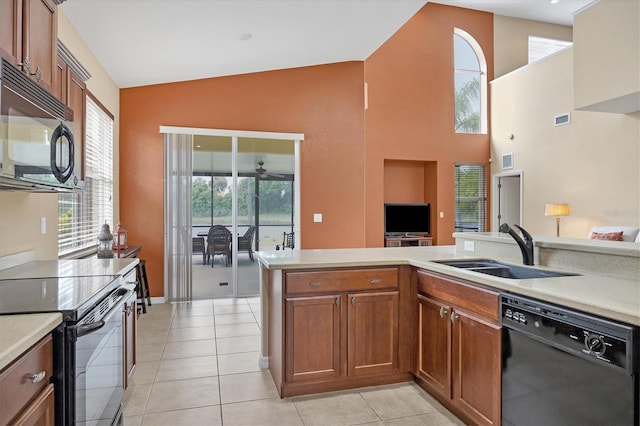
73, 288, 133, 338
76, 320, 106, 337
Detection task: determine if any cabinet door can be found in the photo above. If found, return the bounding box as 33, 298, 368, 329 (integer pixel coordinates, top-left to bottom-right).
347, 291, 399, 376
416, 294, 452, 398
285, 295, 343, 383
10, 383, 55, 426
67, 67, 85, 180
452, 309, 501, 426
0, 0, 22, 64
22, 0, 56, 91
123, 297, 137, 389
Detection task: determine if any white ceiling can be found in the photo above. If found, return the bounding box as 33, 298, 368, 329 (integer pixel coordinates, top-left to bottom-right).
60, 0, 594, 89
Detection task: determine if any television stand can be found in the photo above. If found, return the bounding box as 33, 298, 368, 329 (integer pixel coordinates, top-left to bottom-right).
384, 235, 433, 247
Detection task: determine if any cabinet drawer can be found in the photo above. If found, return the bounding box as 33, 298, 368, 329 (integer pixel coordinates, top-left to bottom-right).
417, 270, 499, 321
0, 334, 53, 426
286, 268, 398, 294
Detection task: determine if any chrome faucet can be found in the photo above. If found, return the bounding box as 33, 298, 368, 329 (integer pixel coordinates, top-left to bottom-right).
499, 223, 534, 265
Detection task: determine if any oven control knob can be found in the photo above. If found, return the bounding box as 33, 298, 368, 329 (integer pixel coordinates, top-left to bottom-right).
585, 334, 605, 355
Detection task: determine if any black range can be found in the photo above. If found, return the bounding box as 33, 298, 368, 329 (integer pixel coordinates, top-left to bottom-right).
0, 274, 134, 425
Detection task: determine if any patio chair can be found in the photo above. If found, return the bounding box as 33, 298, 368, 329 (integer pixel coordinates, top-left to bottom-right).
192, 236, 206, 265
207, 225, 231, 267
276, 231, 294, 250
237, 225, 256, 261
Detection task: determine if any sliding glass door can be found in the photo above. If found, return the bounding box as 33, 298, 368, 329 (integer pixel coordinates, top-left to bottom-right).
162, 126, 302, 302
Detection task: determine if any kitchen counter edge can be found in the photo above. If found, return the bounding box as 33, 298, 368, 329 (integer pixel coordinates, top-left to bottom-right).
255, 246, 640, 326
0, 312, 62, 371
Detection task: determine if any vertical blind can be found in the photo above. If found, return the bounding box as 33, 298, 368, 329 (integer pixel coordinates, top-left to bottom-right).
58, 95, 113, 256
454, 164, 486, 233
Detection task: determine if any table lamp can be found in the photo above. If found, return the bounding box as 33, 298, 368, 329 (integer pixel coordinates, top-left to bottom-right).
544, 203, 570, 237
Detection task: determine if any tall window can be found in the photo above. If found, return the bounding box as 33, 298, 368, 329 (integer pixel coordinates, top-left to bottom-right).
454, 164, 486, 233
58, 94, 114, 257
454, 28, 487, 134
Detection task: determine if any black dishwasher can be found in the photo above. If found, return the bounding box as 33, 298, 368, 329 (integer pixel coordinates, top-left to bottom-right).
500, 293, 639, 426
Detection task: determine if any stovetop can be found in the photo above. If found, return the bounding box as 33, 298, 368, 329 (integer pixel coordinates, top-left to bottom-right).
0, 275, 120, 321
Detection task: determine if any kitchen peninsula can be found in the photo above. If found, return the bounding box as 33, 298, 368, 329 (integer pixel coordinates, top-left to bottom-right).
255, 235, 639, 425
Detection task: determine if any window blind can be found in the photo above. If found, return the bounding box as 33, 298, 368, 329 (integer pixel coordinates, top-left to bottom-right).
58, 95, 113, 257
454, 164, 486, 233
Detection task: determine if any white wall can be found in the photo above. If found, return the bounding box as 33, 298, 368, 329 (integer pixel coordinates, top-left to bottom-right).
491, 48, 640, 238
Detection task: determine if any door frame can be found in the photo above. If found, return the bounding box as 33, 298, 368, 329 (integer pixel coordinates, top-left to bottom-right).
491, 170, 523, 231
161, 126, 304, 301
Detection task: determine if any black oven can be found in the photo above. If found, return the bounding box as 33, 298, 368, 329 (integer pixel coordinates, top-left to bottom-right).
70, 287, 130, 425
0, 274, 133, 426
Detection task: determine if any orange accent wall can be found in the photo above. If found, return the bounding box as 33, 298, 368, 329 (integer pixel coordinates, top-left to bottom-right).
364, 3, 493, 247
119, 3, 493, 298
119, 62, 365, 298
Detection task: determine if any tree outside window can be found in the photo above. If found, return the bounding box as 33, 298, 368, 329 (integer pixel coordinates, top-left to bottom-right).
454, 30, 486, 134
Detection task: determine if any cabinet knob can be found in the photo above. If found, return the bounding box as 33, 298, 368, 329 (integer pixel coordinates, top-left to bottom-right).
335, 296, 340, 306
450, 311, 460, 323
439, 306, 448, 318
29, 371, 46, 384
351, 297, 356, 306
370, 278, 381, 284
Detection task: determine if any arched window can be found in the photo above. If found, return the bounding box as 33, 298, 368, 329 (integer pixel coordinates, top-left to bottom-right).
454, 28, 487, 134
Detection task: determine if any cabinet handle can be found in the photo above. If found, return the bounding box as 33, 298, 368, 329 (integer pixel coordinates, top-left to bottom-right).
336, 296, 340, 306
29, 371, 46, 384
351, 297, 356, 306
31, 66, 42, 82
370, 278, 381, 284
18, 58, 31, 73
450, 311, 460, 323
439, 306, 448, 318
309, 281, 321, 287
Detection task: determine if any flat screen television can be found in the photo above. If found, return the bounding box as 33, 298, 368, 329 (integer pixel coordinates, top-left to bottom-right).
384, 203, 431, 236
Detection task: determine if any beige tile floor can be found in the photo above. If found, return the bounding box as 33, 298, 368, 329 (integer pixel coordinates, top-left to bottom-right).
124, 298, 464, 426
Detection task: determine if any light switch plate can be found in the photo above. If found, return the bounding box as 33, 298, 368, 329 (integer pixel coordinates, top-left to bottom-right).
40, 217, 46, 235
313, 213, 323, 223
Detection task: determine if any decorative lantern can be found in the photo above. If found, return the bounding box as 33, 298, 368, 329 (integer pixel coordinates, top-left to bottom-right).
97, 223, 114, 258
113, 222, 128, 250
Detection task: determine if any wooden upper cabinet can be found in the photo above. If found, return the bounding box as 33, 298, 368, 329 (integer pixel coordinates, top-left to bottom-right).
67, 67, 85, 180
0, 0, 57, 91
0, 0, 23, 64
22, 0, 57, 91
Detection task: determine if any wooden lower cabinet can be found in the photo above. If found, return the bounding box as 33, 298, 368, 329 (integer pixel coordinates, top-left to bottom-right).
273, 266, 412, 397
285, 294, 342, 383
415, 270, 501, 426
0, 334, 55, 426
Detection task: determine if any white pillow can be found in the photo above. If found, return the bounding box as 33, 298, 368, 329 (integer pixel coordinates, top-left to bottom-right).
588, 226, 640, 242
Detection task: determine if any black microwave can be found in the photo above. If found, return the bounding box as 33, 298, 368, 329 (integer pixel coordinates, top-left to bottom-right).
0, 58, 81, 191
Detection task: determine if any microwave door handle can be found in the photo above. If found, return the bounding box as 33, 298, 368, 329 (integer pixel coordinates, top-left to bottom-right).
50, 122, 74, 184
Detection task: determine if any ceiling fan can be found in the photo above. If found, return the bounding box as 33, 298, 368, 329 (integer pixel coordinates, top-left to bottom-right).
255, 161, 285, 178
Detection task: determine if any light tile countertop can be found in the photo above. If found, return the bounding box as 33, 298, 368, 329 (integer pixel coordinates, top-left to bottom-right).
0, 313, 62, 371
255, 245, 640, 326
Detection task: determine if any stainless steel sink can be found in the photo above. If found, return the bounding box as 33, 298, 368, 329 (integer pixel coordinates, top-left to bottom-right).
433, 259, 580, 279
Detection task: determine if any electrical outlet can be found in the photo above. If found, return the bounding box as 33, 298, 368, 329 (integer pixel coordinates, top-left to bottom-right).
464, 241, 475, 252
313, 213, 323, 223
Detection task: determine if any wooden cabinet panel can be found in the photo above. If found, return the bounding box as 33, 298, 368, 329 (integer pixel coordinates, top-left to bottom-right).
348, 291, 399, 376
0, 0, 22, 64
416, 269, 501, 426
52, 54, 67, 102
0, 335, 53, 426
453, 310, 501, 426
10, 382, 55, 426
285, 294, 343, 383
67, 68, 85, 180
416, 294, 451, 398
285, 268, 398, 294
123, 295, 137, 389
22, 0, 56, 91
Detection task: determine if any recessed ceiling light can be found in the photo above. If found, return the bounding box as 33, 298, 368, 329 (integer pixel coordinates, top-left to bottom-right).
550, 0, 559, 4
239, 33, 253, 41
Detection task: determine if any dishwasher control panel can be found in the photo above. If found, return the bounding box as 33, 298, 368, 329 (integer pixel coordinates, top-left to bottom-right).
500, 293, 636, 373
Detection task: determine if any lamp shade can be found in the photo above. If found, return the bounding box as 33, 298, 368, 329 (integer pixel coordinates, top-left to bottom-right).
545, 203, 571, 216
